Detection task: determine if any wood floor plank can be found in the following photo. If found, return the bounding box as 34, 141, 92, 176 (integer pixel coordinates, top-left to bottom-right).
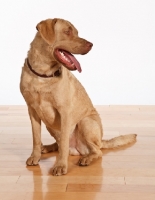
102, 120, 155, 128
0, 121, 31, 127
0, 183, 67, 192
0, 158, 155, 169
0, 127, 49, 134
17, 175, 124, 185
0, 192, 26, 200
1, 192, 155, 200
1, 191, 154, 200
0, 176, 19, 183
0, 106, 9, 112
125, 177, 155, 185
24, 192, 155, 200
67, 184, 155, 193
0, 166, 155, 177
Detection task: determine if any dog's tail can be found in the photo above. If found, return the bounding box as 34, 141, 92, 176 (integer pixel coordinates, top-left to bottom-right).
101, 134, 137, 149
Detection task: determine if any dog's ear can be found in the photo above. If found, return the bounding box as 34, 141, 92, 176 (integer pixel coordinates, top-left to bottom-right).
36, 18, 57, 45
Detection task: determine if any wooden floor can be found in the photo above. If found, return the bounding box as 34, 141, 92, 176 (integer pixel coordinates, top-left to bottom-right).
0, 105, 155, 200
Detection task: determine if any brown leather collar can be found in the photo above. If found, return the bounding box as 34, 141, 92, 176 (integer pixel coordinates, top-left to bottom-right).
26, 59, 61, 78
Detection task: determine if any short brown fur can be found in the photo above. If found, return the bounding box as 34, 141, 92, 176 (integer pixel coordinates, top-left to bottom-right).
20, 18, 137, 176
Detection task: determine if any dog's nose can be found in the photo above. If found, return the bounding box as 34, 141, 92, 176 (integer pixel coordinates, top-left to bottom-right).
86, 42, 93, 48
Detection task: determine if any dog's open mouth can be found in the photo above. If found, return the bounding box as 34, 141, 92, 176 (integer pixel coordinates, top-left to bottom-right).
54, 49, 82, 73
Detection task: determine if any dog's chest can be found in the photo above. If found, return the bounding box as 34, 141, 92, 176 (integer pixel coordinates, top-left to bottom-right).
24, 90, 60, 128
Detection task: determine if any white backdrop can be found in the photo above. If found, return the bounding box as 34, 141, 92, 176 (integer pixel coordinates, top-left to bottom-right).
0, 0, 155, 105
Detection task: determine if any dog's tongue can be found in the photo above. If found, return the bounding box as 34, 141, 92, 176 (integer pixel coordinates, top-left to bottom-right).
68, 54, 82, 73
62, 50, 82, 73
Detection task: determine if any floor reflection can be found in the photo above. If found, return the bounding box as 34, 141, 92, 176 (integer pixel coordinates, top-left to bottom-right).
26, 164, 44, 199
25, 152, 104, 199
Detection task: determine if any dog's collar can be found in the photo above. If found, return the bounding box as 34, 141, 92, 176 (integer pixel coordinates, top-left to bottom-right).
26, 58, 61, 78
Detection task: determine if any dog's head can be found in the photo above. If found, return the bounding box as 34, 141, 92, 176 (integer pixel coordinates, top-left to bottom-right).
36, 18, 93, 72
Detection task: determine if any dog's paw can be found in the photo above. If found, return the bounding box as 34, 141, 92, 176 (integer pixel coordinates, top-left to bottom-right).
41, 147, 49, 154
78, 156, 91, 166
41, 143, 58, 154
26, 154, 41, 166
52, 163, 67, 176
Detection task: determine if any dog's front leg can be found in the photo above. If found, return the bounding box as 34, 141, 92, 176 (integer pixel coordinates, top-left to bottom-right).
52, 114, 71, 176
26, 106, 41, 166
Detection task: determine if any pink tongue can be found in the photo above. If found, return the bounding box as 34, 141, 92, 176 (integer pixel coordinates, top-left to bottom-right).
62, 50, 82, 73
68, 54, 82, 73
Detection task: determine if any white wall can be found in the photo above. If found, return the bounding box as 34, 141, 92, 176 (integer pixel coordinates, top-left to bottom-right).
0, 0, 155, 105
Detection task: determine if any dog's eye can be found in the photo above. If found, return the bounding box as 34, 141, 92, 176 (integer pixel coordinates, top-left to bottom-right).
64, 30, 70, 35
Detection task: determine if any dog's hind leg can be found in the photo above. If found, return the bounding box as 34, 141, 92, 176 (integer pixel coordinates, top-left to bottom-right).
77, 115, 103, 166
41, 126, 59, 154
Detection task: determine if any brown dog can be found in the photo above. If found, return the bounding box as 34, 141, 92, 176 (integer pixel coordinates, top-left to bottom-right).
20, 18, 136, 176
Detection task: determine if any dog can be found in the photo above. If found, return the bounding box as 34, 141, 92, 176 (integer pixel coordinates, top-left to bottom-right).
20, 18, 137, 176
